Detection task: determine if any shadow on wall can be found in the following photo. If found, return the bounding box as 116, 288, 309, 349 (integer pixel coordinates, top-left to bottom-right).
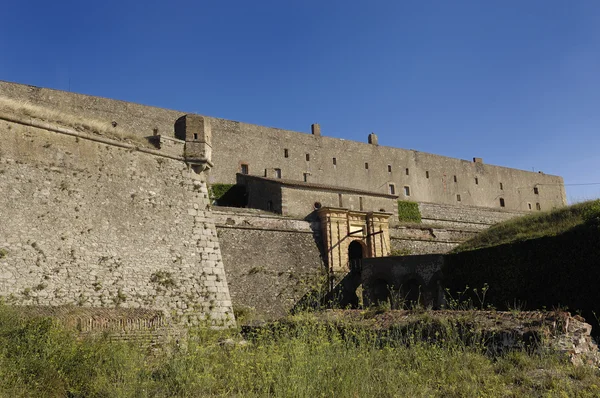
444, 219, 600, 335
361, 255, 445, 309
209, 184, 247, 207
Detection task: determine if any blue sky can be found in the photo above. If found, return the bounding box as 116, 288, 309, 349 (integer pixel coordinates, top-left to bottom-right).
1, 1, 599, 202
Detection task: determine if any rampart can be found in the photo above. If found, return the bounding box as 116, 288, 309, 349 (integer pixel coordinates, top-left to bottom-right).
0, 115, 234, 326
212, 207, 324, 319
0, 80, 572, 324
0, 80, 566, 215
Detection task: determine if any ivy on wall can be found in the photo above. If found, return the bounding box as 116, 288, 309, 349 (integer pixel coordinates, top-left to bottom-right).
397, 200, 421, 223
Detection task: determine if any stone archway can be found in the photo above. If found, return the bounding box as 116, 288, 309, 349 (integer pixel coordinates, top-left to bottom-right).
317, 207, 392, 274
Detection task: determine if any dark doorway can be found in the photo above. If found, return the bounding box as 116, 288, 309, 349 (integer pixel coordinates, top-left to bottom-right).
348, 240, 364, 273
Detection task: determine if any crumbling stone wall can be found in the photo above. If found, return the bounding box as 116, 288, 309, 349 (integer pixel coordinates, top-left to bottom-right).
0, 119, 234, 326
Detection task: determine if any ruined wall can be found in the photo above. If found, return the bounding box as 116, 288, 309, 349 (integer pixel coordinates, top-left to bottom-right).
0, 81, 566, 214
213, 208, 325, 320
0, 119, 234, 325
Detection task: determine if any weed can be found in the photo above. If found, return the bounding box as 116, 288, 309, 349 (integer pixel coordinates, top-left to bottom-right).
248, 266, 266, 275
150, 271, 177, 288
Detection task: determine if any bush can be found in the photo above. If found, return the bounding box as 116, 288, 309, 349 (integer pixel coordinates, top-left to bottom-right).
397, 200, 421, 223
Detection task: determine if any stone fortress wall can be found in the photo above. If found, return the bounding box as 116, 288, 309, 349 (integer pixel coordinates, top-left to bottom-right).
0, 80, 570, 321
210, 123, 566, 213
0, 80, 566, 215
0, 105, 234, 326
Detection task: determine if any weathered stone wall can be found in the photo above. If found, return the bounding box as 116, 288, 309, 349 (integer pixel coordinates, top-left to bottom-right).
419, 202, 527, 228
0, 119, 234, 325
239, 174, 397, 219
213, 208, 325, 320
361, 255, 444, 308
390, 225, 480, 255
208, 118, 566, 212
0, 80, 567, 214
281, 185, 396, 220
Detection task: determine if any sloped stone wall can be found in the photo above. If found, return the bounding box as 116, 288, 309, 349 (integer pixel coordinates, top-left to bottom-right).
0, 119, 234, 326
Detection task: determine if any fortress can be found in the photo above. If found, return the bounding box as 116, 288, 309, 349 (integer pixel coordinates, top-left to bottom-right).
0, 81, 567, 328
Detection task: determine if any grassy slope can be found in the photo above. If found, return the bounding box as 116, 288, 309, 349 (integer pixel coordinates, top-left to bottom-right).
453, 199, 600, 252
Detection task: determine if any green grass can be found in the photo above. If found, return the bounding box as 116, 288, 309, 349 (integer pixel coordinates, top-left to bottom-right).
454, 199, 600, 252
0, 307, 600, 397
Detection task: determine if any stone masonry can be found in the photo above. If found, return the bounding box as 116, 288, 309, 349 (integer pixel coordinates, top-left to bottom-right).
0, 114, 234, 326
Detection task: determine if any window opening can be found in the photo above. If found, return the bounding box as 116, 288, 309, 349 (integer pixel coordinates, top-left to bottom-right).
193, 133, 198, 140
303, 173, 309, 182
475, 177, 479, 185
284, 149, 289, 158
365, 162, 369, 170
359, 197, 364, 211
241, 164, 249, 175
500, 182, 503, 190
389, 184, 395, 195
314, 202, 322, 209
405, 168, 409, 175
453, 175, 457, 183
534, 187, 539, 195
536, 202, 541, 211
528, 203, 532, 210
338, 194, 343, 207
456, 194, 461, 202
499, 198, 505, 207
275, 168, 282, 179
426, 171, 429, 179
388, 165, 392, 173
404, 186, 410, 196
333, 157, 337, 165
306, 153, 310, 161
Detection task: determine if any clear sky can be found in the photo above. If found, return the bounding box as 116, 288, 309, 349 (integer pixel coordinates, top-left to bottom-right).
1, 1, 599, 202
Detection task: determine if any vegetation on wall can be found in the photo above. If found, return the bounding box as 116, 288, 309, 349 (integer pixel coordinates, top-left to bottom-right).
397, 200, 421, 223
453, 199, 600, 252
208, 183, 246, 207
208, 183, 235, 202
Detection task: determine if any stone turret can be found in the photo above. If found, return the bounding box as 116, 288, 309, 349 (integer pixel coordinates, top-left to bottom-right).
175, 114, 213, 170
